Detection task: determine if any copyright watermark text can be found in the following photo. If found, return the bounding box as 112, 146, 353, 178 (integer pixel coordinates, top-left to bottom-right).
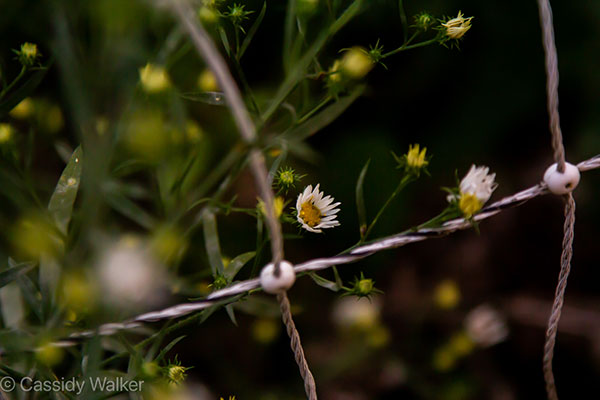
1, 376, 144, 394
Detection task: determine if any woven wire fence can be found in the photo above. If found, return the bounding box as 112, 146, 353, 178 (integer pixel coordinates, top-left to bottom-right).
50, 1, 600, 398
8, 0, 584, 400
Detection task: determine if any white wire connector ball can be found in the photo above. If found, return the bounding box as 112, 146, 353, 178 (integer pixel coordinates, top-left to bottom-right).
260, 260, 296, 294
543, 162, 580, 195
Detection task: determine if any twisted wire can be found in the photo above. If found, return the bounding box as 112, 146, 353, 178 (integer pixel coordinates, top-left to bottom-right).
537, 0, 566, 172
62, 155, 599, 342
543, 193, 576, 400
278, 292, 318, 400
168, 2, 313, 396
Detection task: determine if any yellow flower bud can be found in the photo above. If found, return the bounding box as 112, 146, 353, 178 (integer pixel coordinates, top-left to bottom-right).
197, 69, 218, 92
9, 98, 34, 119
0, 123, 13, 143
442, 11, 473, 40
433, 279, 460, 309
139, 63, 171, 93
340, 47, 373, 79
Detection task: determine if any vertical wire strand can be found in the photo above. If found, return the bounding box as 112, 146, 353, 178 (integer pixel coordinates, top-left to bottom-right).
542, 193, 576, 400
168, 1, 316, 397
537, 0, 566, 172
278, 292, 318, 399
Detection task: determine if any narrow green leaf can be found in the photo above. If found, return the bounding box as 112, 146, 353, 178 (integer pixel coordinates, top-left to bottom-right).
224, 251, 256, 281
202, 210, 225, 275
225, 304, 238, 326
262, 0, 363, 122
155, 335, 186, 363
0, 260, 35, 290
0, 63, 51, 118
333, 265, 343, 289
180, 91, 226, 105
218, 26, 231, 57
268, 146, 288, 184
104, 189, 156, 230
283, 0, 296, 72
239, 2, 267, 59
16, 274, 43, 322
286, 140, 321, 164
48, 146, 83, 235
309, 272, 341, 292
356, 158, 370, 238
283, 84, 365, 141
398, 0, 408, 43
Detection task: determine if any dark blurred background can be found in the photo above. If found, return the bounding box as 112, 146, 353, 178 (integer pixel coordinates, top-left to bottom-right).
1, 0, 599, 399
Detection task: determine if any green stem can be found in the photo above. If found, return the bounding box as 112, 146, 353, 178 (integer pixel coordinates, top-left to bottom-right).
296, 95, 332, 125
381, 36, 438, 59
362, 174, 414, 241
0, 66, 27, 99
232, 56, 262, 116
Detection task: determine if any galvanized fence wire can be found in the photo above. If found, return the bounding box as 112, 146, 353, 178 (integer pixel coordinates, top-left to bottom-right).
65, 1, 597, 398
66, 154, 600, 341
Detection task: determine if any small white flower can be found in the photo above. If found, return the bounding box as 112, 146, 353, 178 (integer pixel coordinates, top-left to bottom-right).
96, 236, 166, 309
296, 184, 341, 233
465, 304, 508, 347
447, 165, 498, 203
460, 165, 497, 202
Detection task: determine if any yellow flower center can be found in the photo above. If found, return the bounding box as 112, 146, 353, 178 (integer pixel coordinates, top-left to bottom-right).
459, 192, 482, 218
300, 199, 322, 227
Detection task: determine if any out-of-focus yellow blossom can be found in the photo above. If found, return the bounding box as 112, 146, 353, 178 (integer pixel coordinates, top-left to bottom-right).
433, 279, 461, 309
366, 324, 390, 348
252, 318, 280, 344
142, 361, 160, 378
258, 196, 285, 219
123, 111, 171, 161
36, 342, 64, 366
432, 346, 457, 372
95, 117, 109, 136
340, 47, 373, 79
185, 121, 203, 143
197, 69, 218, 92
449, 331, 475, 357
61, 272, 98, 313
9, 97, 34, 119
198, 6, 219, 24
139, 63, 171, 93
0, 123, 13, 143
12, 213, 59, 258
150, 225, 188, 264
44, 104, 64, 133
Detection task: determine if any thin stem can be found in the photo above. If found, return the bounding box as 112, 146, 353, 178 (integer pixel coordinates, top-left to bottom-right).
362, 175, 414, 241
0, 66, 27, 99
381, 36, 438, 59
296, 96, 332, 125
398, 0, 408, 43
169, 0, 284, 267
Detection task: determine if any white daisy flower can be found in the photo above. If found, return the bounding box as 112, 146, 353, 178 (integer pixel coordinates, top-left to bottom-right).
296, 184, 341, 233
447, 165, 498, 218
459, 165, 497, 203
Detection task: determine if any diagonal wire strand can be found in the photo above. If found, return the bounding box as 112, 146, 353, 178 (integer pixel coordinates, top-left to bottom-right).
62, 155, 599, 341
167, 1, 315, 397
